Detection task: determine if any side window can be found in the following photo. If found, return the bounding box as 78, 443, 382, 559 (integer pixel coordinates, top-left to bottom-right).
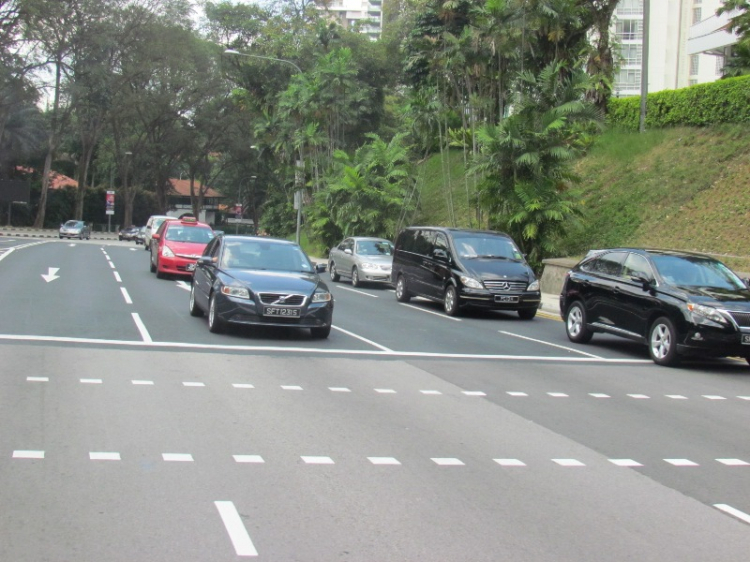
397, 230, 416, 253
342, 239, 354, 252
623, 253, 654, 281
414, 230, 435, 257
433, 233, 450, 257
204, 238, 219, 257
589, 251, 627, 277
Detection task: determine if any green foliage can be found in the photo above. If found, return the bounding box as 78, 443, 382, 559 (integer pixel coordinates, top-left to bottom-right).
608, 75, 750, 130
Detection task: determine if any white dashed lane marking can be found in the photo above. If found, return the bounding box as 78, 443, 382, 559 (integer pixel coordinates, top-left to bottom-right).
215, 501, 259, 557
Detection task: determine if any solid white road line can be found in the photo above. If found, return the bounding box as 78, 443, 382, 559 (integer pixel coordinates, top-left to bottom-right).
499, 330, 602, 358
714, 504, 750, 525
214, 501, 259, 557
334, 285, 379, 298
120, 287, 132, 304
400, 303, 461, 321
331, 325, 393, 352
131, 313, 152, 343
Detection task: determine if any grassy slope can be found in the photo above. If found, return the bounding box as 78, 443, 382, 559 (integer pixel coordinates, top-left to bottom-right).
411, 125, 750, 271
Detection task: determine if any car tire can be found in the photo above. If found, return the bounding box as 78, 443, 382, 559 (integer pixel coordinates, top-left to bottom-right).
118, 236, 123, 241
518, 308, 537, 320
150, 255, 156, 273
565, 301, 593, 343
79, 233, 83, 240
395, 275, 411, 303
59, 235, 62, 239
155, 260, 166, 279
649, 316, 679, 366
208, 293, 225, 333
329, 262, 340, 282
310, 325, 331, 339
189, 284, 204, 317
443, 285, 460, 316
351, 267, 361, 288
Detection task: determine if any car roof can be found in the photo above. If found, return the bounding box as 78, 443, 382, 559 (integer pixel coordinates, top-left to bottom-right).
165, 218, 211, 228
221, 235, 297, 246
348, 236, 392, 242
401, 226, 512, 238
587, 248, 714, 260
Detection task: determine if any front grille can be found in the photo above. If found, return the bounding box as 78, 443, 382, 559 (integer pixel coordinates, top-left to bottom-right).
483, 280, 527, 293
728, 311, 750, 327
258, 293, 306, 306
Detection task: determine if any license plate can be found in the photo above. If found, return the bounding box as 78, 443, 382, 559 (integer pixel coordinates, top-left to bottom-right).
495, 295, 519, 303
742, 334, 750, 345
264, 307, 300, 317
186, 263, 195, 271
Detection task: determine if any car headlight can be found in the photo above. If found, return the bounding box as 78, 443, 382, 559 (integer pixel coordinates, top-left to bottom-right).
360, 262, 378, 270
221, 285, 250, 299
312, 291, 331, 303
161, 245, 175, 257
527, 280, 540, 291
460, 275, 483, 289
687, 303, 728, 325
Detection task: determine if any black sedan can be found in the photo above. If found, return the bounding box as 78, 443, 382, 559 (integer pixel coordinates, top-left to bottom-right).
189, 235, 334, 338
560, 248, 750, 366
118, 225, 140, 241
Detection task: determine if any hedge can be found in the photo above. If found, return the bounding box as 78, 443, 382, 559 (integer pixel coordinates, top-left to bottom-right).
607, 75, 750, 130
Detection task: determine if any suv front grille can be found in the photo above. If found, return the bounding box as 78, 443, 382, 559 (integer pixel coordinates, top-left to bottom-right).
728, 311, 750, 327
258, 293, 306, 306
484, 280, 527, 293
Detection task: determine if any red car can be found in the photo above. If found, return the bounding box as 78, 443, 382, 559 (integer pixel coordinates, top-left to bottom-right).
149, 217, 215, 278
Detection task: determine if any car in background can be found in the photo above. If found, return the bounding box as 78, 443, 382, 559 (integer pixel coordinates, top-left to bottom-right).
560, 248, 750, 366
118, 225, 139, 241
189, 235, 333, 338
328, 236, 394, 287
391, 227, 540, 318
134, 226, 147, 245
150, 217, 215, 278
143, 214, 176, 251
59, 220, 90, 240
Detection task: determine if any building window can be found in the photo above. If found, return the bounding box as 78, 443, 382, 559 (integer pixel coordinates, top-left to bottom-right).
716, 55, 724, 75
689, 79, 698, 86
620, 44, 643, 66
616, 69, 641, 90
616, 0, 643, 16
690, 55, 699, 75
693, 7, 702, 24
616, 19, 643, 41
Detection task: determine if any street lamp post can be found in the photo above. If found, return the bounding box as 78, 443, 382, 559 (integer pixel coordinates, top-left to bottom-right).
225, 48, 304, 243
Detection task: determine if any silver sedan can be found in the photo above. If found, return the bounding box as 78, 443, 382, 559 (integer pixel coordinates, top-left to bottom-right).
328, 236, 394, 287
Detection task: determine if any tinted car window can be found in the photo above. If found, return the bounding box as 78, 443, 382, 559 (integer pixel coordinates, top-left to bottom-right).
414, 230, 434, 256
356, 240, 393, 256
623, 253, 654, 280
397, 230, 417, 253
584, 251, 627, 276
451, 232, 521, 260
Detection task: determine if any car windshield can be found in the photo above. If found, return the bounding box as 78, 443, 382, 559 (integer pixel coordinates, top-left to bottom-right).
222, 240, 313, 272
64, 220, 80, 228
651, 254, 746, 290
452, 233, 523, 260
165, 226, 214, 243
356, 240, 393, 256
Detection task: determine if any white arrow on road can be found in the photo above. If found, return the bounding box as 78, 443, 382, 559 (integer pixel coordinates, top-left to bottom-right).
41, 267, 60, 283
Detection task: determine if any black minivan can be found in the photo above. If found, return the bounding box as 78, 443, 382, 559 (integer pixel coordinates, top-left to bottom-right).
391, 227, 541, 318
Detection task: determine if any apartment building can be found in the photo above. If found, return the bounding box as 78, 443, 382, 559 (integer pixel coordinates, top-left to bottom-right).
613, 0, 739, 97
314, 0, 383, 40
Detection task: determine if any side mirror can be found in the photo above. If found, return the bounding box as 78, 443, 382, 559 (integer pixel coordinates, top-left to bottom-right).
197, 256, 213, 266
631, 274, 653, 290
344, 248, 352, 255
151, 233, 160, 241
316, 263, 326, 273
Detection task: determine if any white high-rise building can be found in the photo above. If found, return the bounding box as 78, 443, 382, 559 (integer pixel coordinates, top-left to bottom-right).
613, 0, 739, 98
315, 0, 383, 40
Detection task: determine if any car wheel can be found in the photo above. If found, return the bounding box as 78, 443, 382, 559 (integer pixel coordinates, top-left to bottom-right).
189, 283, 204, 317
208, 293, 225, 333
155, 259, 166, 279
395, 275, 411, 303
329, 262, 340, 282
351, 267, 361, 288
310, 325, 331, 339
518, 308, 537, 320
59, 235, 62, 239
565, 301, 593, 343
443, 285, 460, 316
79, 233, 83, 240
118, 236, 123, 241
149, 254, 156, 273
649, 316, 679, 366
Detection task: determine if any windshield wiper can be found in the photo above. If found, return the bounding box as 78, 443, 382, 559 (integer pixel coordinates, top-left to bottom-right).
475, 254, 511, 260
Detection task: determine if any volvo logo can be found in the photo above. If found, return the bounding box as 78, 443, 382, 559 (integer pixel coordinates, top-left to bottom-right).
272, 294, 293, 305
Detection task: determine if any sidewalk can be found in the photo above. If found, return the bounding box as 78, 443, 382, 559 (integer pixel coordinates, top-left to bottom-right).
538, 292, 562, 320
0, 226, 118, 241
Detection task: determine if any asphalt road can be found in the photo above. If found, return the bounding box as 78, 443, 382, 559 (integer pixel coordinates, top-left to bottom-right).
1, 237, 749, 561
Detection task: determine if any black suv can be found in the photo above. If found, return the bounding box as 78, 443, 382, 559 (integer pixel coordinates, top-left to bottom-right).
560, 248, 750, 366
391, 227, 540, 318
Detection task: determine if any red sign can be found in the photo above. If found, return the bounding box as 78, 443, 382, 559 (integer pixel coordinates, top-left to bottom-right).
106, 190, 115, 215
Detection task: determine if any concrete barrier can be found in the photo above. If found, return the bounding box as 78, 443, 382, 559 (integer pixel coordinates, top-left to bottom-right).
539, 257, 579, 297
